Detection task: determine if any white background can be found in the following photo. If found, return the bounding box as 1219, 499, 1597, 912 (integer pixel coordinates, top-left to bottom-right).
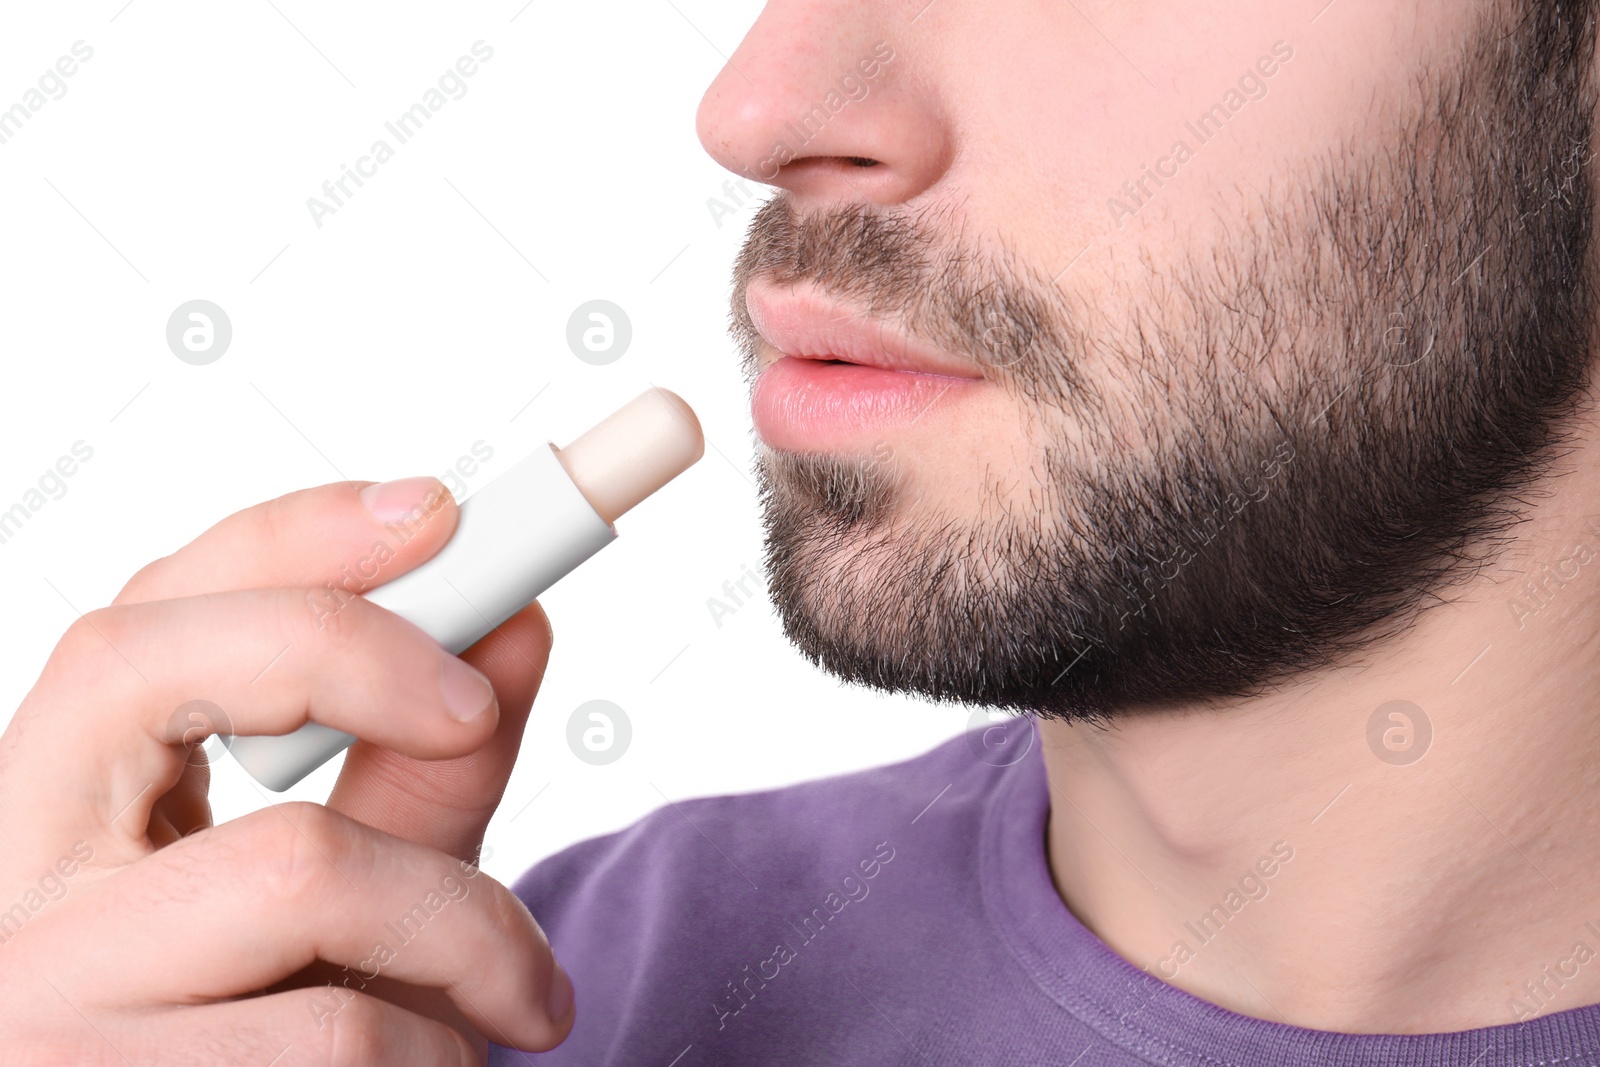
0, 1, 967, 886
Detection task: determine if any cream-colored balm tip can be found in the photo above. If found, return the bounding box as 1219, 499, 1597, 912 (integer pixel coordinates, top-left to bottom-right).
556, 388, 705, 524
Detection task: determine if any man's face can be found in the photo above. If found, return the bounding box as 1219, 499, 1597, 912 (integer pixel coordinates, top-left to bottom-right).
698, 1, 1598, 721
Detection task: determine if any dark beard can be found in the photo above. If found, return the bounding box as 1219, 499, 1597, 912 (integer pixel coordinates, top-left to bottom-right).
729, 4, 1598, 724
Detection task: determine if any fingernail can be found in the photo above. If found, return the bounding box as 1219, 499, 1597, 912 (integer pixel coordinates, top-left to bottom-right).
547, 961, 575, 1024
439, 656, 495, 722
360, 476, 447, 525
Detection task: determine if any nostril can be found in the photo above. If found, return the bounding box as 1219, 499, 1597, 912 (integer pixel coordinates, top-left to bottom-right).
843, 156, 881, 167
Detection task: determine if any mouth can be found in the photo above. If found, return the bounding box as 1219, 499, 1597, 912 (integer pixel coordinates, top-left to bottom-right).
745, 281, 985, 451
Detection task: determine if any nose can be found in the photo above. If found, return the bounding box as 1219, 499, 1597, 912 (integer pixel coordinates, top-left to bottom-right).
695, 4, 952, 208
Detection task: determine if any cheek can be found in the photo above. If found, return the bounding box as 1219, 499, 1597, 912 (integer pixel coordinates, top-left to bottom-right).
930, 0, 1470, 282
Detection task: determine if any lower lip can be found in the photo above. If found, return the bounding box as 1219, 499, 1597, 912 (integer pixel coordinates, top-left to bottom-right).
751, 356, 979, 450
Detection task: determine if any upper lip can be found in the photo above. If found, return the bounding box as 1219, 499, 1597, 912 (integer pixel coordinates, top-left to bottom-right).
745, 282, 985, 380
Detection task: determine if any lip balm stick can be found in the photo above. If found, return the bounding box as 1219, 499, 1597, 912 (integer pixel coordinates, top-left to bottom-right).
223, 387, 704, 792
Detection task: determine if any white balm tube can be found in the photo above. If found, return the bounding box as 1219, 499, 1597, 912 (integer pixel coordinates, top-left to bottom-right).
223, 388, 704, 792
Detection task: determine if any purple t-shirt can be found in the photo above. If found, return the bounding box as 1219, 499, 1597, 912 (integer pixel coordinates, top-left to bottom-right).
490, 718, 1600, 1065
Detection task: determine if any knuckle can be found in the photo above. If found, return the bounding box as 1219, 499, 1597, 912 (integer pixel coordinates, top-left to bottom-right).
290, 580, 374, 654
56, 607, 108, 658
43, 607, 127, 690
111, 555, 173, 605
254, 482, 355, 554
253, 802, 355, 906
251, 491, 294, 551
82, 605, 136, 655
476, 877, 544, 968
324, 992, 391, 1066
482, 875, 532, 936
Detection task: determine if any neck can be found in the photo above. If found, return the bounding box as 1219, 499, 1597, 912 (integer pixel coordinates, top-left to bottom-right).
1039, 433, 1600, 1033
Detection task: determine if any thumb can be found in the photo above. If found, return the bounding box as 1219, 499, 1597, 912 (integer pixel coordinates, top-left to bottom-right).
324, 601, 552, 862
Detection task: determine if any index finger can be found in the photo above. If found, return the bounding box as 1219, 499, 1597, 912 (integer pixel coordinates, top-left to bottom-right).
112, 477, 458, 608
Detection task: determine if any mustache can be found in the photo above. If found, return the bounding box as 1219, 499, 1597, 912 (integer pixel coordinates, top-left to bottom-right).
728, 194, 1090, 407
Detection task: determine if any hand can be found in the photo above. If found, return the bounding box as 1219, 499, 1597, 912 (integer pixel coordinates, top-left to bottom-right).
0, 476, 572, 1065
